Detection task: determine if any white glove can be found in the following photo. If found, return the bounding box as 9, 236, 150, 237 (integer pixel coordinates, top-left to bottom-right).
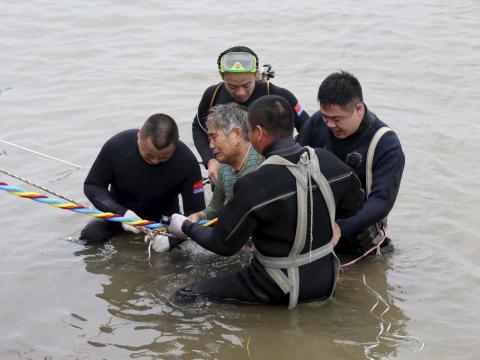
121, 209, 142, 234
144, 234, 171, 253
168, 213, 189, 239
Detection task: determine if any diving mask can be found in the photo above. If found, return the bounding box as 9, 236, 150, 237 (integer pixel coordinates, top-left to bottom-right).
219, 52, 257, 73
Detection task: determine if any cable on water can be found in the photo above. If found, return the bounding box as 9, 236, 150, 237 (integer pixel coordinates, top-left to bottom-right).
0, 138, 83, 169
362, 273, 424, 358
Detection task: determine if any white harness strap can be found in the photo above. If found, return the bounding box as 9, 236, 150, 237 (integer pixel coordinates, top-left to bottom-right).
256, 147, 339, 309
365, 127, 394, 241
365, 127, 392, 198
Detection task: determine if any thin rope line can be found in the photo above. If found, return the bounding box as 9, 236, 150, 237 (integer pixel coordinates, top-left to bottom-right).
362, 273, 425, 356
0, 166, 85, 205
0, 138, 82, 169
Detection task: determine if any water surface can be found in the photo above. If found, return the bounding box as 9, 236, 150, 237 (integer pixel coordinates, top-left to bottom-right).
1, 1, 479, 359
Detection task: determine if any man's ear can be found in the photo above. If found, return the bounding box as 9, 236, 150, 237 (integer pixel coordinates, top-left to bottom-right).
355, 102, 364, 114
256, 124, 267, 141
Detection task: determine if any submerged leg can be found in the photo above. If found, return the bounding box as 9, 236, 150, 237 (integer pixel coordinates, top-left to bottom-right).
174, 267, 283, 306
79, 218, 123, 244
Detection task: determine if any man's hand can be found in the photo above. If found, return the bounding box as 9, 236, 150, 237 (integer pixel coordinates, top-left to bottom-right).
168, 213, 190, 239
207, 158, 220, 184
121, 210, 142, 234
188, 211, 206, 223
332, 223, 341, 247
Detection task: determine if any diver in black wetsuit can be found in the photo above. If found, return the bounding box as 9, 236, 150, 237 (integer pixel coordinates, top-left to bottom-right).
80, 114, 205, 244
192, 46, 309, 184
167, 95, 363, 308
298, 71, 405, 255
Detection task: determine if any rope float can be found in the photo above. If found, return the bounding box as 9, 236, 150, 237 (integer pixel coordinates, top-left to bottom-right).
0, 180, 218, 233
0, 166, 84, 205
0, 181, 168, 231
0, 140, 218, 229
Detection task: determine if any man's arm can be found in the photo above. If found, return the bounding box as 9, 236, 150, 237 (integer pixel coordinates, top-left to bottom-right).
292, 101, 310, 133
183, 176, 257, 256
180, 155, 207, 216
337, 133, 405, 236
84, 142, 127, 215
192, 86, 218, 166
203, 175, 226, 219
192, 114, 213, 166
334, 171, 364, 221
272, 85, 309, 132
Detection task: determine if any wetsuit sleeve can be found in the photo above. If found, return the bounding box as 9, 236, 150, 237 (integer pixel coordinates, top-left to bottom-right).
294, 103, 310, 133
180, 156, 206, 216
337, 132, 405, 236
203, 174, 225, 219
84, 141, 128, 216
183, 176, 257, 256
192, 86, 217, 166
271, 84, 309, 132
334, 172, 364, 220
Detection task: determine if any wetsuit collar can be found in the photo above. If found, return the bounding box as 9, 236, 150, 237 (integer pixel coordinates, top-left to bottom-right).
356, 104, 375, 134
264, 136, 302, 158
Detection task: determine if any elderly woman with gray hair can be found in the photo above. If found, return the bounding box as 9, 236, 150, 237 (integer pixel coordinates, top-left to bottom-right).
145, 103, 263, 253
189, 102, 263, 222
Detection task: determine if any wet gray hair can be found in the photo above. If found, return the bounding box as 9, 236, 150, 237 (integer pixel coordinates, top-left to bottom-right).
206, 103, 249, 140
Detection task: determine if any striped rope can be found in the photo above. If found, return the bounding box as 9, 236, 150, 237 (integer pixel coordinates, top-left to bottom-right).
0, 181, 167, 231
0, 166, 83, 205
199, 218, 218, 227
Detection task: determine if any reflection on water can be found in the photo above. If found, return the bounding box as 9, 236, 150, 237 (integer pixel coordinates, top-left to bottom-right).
360, 273, 424, 358
72, 235, 412, 359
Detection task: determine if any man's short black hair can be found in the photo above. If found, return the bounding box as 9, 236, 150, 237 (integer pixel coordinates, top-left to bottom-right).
317, 71, 363, 111
140, 114, 179, 150
217, 45, 259, 70
248, 95, 294, 138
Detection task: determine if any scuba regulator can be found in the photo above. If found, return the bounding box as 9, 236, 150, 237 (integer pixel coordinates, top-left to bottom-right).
261, 64, 275, 81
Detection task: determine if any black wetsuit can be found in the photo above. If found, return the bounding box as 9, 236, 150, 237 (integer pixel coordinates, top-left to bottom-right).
297, 106, 405, 254
80, 129, 205, 243
192, 81, 309, 165
176, 137, 363, 305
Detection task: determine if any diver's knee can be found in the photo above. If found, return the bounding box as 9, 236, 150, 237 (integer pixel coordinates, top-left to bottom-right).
79, 220, 115, 244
